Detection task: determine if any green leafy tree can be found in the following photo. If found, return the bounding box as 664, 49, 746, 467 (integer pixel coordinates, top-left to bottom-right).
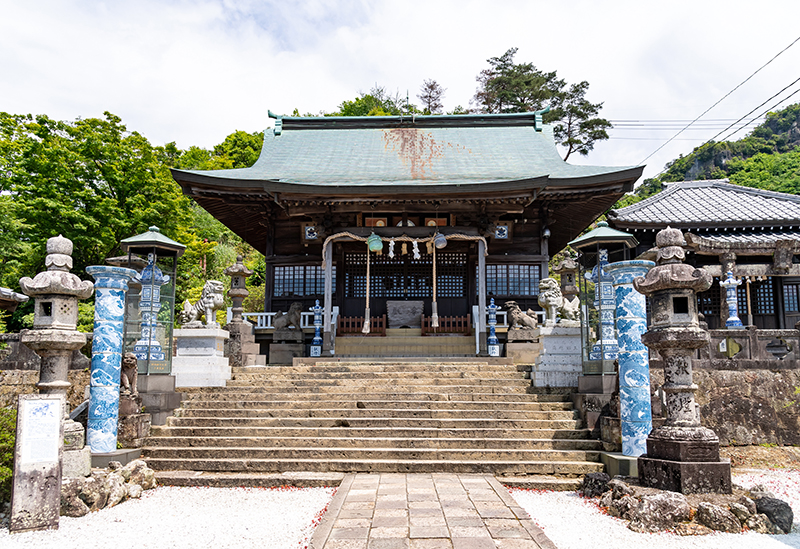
418, 79, 445, 115
0, 406, 16, 504
472, 48, 610, 159
550, 81, 612, 161
0, 112, 191, 275
333, 86, 418, 117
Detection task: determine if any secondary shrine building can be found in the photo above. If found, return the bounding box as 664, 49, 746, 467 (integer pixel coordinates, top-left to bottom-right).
170, 111, 643, 352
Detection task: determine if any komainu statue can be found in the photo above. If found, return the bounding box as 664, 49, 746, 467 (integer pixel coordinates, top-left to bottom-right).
504, 301, 538, 330
179, 280, 225, 328
538, 278, 563, 325
120, 352, 138, 396
273, 302, 303, 330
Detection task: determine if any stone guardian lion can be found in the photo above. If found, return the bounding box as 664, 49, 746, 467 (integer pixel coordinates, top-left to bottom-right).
179, 280, 226, 328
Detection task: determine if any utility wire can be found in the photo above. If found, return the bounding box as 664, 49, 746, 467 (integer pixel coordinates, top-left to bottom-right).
717, 85, 800, 142
638, 34, 800, 165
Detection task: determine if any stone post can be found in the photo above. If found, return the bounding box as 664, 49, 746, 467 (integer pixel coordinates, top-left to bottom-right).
85, 266, 138, 454
634, 227, 731, 494
605, 259, 655, 457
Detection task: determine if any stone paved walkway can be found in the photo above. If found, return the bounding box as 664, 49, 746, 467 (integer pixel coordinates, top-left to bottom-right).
310, 473, 557, 549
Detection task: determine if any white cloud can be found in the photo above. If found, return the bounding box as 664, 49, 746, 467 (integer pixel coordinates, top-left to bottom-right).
2, 0, 799, 180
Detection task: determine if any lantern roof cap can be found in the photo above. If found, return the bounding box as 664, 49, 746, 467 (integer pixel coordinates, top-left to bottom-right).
120, 226, 186, 257
568, 221, 638, 250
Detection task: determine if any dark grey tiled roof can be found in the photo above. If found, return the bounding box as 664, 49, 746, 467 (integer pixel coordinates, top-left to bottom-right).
697, 229, 800, 244
608, 179, 800, 227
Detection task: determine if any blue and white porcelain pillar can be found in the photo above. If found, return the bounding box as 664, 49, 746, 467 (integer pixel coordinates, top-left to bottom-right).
720, 271, 744, 329
85, 266, 138, 453
605, 259, 655, 457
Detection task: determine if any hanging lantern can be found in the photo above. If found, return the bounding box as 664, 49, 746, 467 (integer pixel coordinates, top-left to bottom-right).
434, 233, 447, 249
367, 232, 383, 253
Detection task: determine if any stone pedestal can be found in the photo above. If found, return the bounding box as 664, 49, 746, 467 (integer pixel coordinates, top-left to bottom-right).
172, 328, 230, 387
534, 325, 582, 387
270, 328, 304, 364
505, 328, 542, 367
62, 420, 91, 478
226, 321, 264, 367
137, 374, 181, 426
117, 393, 151, 448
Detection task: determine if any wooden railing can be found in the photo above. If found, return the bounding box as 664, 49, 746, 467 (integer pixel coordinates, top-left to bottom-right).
337, 314, 387, 336
421, 314, 472, 336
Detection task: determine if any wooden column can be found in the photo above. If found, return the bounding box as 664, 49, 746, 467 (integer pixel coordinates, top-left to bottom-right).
323, 242, 333, 351
478, 239, 487, 353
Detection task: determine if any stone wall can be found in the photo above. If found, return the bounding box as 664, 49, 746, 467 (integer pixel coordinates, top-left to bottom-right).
0, 369, 90, 411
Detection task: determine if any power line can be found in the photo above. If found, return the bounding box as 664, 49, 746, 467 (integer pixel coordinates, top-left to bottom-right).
717, 86, 800, 142
638, 34, 800, 165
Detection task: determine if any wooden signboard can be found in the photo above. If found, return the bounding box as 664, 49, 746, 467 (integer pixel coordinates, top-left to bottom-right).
10, 394, 65, 533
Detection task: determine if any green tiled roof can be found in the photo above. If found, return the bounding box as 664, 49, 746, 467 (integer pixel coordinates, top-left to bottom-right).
172, 113, 641, 190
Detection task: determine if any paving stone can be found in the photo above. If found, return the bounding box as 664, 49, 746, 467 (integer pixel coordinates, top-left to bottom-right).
409, 526, 451, 539
451, 538, 496, 549
370, 527, 409, 538
372, 516, 409, 528
336, 519, 373, 528
484, 519, 529, 538
447, 527, 492, 538
324, 540, 369, 549
368, 539, 410, 549
330, 527, 370, 540
409, 540, 453, 549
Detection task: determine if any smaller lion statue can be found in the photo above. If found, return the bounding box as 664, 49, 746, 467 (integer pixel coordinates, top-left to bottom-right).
273, 302, 303, 330
538, 278, 563, 326
120, 352, 138, 396
179, 280, 226, 328
560, 294, 581, 322
504, 300, 538, 330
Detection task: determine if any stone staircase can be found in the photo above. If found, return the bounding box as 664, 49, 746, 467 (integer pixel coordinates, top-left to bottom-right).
335, 329, 475, 357
142, 359, 603, 489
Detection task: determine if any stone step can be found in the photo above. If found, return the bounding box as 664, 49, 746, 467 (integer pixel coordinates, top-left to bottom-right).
225, 377, 530, 387
178, 399, 574, 411
177, 390, 570, 403
231, 364, 525, 373
174, 407, 579, 420
143, 457, 604, 475
143, 446, 600, 462
148, 426, 596, 440
153, 470, 345, 488
163, 417, 583, 429
230, 371, 530, 381
219, 383, 531, 394
499, 476, 583, 491
144, 435, 603, 451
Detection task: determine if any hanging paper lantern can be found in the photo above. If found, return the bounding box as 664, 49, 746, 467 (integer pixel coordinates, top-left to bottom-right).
367, 232, 383, 253
434, 233, 447, 249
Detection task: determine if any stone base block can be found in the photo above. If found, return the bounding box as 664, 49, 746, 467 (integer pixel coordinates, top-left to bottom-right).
506, 328, 540, 342
578, 375, 618, 394
600, 451, 638, 477
273, 328, 303, 343
91, 448, 142, 468
137, 374, 176, 393
601, 416, 622, 451
532, 369, 580, 388
270, 343, 304, 364
138, 376, 182, 426
647, 438, 720, 462
174, 328, 229, 357
173, 356, 232, 388
638, 456, 732, 494
118, 413, 151, 448
119, 394, 142, 417
62, 446, 91, 478
505, 342, 541, 365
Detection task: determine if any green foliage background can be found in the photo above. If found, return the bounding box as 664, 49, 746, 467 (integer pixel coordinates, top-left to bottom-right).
0, 406, 16, 504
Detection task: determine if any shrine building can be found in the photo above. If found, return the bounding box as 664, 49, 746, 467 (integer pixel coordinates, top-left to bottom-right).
170, 111, 643, 355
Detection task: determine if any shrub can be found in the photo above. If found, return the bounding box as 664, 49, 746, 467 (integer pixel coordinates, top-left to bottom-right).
0, 406, 17, 504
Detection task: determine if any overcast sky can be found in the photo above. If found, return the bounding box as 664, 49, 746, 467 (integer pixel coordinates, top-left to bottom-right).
2, 0, 799, 182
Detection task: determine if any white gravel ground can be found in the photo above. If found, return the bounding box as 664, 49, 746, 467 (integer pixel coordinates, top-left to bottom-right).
510, 469, 800, 549
0, 485, 336, 549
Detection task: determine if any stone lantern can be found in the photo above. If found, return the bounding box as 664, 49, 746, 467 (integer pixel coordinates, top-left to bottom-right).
223, 255, 257, 369
19, 235, 94, 476
19, 235, 94, 399
634, 226, 731, 493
